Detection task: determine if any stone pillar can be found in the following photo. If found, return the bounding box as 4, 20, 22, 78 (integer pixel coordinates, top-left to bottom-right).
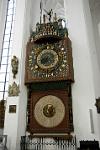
91, 3, 100, 69
64, 0, 100, 144
82, 0, 100, 140
4, 0, 41, 149
3, 0, 32, 150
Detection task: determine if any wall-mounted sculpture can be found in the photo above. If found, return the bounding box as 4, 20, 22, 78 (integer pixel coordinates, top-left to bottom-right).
11, 56, 19, 78
8, 82, 20, 96
95, 98, 100, 113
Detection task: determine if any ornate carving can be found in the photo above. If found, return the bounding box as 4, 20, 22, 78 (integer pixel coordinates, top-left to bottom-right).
95, 98, 100, 113
8, 82, 20, 96
11, 56, 19, 78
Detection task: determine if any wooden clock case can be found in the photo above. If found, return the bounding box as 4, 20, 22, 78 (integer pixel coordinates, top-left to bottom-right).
25, 20, 74, 137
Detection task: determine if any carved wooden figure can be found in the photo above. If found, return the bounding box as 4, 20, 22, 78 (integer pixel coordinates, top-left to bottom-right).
8, 82, 20, 96
11, 56, 19, 78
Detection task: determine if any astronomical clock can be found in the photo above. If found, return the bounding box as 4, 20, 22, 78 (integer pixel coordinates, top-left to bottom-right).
25, 13, 74, 138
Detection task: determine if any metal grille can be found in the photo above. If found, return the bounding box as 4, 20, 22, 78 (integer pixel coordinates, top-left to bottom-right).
0, 0, 16, 101
20, 136, 77, 150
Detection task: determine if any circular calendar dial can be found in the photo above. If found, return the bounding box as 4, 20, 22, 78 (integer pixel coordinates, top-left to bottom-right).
34, 95, 65, 128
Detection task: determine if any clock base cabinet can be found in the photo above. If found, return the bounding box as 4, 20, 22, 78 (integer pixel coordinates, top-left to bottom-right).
27, 89, 74, 137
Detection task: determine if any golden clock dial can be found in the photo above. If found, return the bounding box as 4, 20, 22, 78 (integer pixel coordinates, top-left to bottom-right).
27, 42, 72, 81
37, 49, 59, 70
34, 95, 65, 128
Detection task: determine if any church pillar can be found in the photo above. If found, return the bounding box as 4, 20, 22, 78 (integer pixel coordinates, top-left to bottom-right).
3, 0, 38, 149
82, 0, 100, 140
64, 0, 100, 143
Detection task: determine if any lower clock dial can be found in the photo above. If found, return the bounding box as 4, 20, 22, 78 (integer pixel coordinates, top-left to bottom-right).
34, 95, 65, 128
28, 90, 72, 135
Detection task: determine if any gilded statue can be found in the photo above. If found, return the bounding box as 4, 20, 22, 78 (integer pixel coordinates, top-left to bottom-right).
8, 82, 20, 96
11, 56, 19, 78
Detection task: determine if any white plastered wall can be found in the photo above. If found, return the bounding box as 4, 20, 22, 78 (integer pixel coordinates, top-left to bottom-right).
89, 2, 100, 71
64, 0, 100, 145
83, 0, 100, 141
89, 0, 100, 142
4, 0, 40, 150
89, 2, 100, 96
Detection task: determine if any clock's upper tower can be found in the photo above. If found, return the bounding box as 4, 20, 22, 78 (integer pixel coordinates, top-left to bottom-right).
25, 17, 74, 84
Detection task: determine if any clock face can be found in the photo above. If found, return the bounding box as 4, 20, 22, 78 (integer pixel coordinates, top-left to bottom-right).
25, 38, 74, 83
34, 95, 65, 128
37, 49, 58, 70
27, 42, 72, 82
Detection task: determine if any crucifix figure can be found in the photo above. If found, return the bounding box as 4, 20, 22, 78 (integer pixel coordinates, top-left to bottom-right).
44, 9, 53, 22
